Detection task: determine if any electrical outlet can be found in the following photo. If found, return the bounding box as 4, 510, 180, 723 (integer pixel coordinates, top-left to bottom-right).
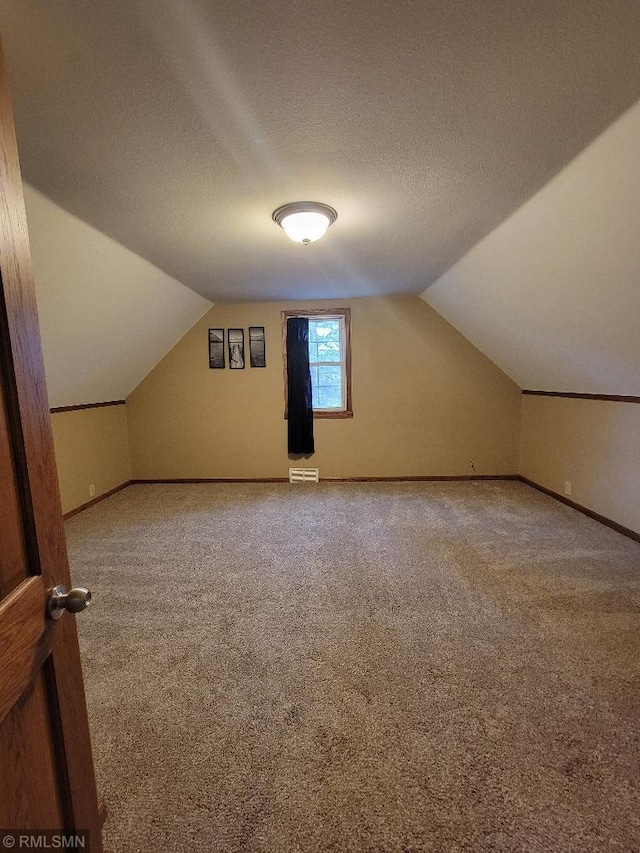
89, 483, 96, 498
564, 481, 571, 496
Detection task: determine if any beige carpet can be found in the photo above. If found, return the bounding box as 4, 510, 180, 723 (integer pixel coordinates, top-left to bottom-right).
67, 481, 640, 852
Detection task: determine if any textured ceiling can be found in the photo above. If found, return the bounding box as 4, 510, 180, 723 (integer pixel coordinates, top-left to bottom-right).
4, 0, 640, 302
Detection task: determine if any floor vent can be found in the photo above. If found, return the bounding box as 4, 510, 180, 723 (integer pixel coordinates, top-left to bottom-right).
289, 467, 319, 483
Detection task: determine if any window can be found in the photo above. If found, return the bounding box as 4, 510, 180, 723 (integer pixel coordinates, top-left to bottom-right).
282, 308, 352, 418
308, 316, 346, 411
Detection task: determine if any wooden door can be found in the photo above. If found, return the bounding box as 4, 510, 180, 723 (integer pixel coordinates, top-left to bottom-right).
0, 40, 103, 851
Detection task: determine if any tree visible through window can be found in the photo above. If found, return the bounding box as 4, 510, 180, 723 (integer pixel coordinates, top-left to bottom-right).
282, 308, 353, 419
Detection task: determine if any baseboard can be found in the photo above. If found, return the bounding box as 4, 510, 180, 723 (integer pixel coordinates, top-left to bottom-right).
51, 400, 126, 414
130, 477, 290, 484
63, 480, 132, 520
131, 474, 519, 484
320, 475, 520, 482
517, 476, 640, 544
522, 390, 640, 404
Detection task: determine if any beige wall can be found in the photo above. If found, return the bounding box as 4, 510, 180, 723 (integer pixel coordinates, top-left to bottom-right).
127, 296, 521, 480
520, 396, 640, 534
51, 405, 131, 514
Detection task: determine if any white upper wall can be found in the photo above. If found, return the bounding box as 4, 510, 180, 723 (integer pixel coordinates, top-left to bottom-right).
24, 185, 211, 408
421, 99, 640, 396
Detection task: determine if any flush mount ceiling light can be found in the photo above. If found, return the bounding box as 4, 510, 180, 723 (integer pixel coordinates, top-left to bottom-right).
272, 201, 337, 245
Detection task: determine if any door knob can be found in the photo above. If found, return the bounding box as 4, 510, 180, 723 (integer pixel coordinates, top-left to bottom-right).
47, 585, 92, 620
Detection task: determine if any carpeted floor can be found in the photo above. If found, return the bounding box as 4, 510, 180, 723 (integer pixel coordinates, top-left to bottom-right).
67, 481, 640, 852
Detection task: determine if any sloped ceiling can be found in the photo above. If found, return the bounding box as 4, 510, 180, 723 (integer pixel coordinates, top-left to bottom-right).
24, 186, 211, 408
4, 0, 640, 301
422, 99, 640, 396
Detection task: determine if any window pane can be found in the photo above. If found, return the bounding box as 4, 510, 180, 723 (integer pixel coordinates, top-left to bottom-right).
316, 340, 341, 362
308, 342, 319, 363
313, 365, 343, 408
308, 319, 340, 343
315, 384, 343, 409
317, 320, 340, 341
317, 365, 341, 386
308, 320, 321, 343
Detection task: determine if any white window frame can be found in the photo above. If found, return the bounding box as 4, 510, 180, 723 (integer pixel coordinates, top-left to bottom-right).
308, 314, 347, 413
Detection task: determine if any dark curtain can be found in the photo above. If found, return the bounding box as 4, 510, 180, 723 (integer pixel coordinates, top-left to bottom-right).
286, 317, 314, 454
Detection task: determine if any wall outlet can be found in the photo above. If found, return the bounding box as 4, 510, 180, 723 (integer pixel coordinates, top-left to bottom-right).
564, 481, 572, 496
89, 483, 96, 498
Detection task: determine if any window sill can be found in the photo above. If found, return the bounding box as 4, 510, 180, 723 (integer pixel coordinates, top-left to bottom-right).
314, 410, 353, 419
284, 410, 353, 420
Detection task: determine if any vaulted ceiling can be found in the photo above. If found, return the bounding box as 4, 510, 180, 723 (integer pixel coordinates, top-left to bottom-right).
422, 100, 640, 395
24, 186, 210, 408
5, 0, 640, 302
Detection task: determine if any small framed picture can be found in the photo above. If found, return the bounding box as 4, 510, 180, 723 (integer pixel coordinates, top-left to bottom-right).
208, 329, 225, 368
228, 328, 245, 369
249, 326, 266, 367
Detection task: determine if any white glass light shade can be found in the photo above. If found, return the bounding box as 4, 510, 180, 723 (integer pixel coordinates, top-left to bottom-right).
272, 202, 337, 245
280, 210, 331, 244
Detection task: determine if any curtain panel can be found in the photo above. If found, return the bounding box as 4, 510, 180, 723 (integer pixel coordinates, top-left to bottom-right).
286, 317, 315, 455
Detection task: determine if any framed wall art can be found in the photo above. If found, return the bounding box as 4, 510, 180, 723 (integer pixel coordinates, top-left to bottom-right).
208, 329, 225, 368
228, 328, 245, 369
249, 326, 266, 367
